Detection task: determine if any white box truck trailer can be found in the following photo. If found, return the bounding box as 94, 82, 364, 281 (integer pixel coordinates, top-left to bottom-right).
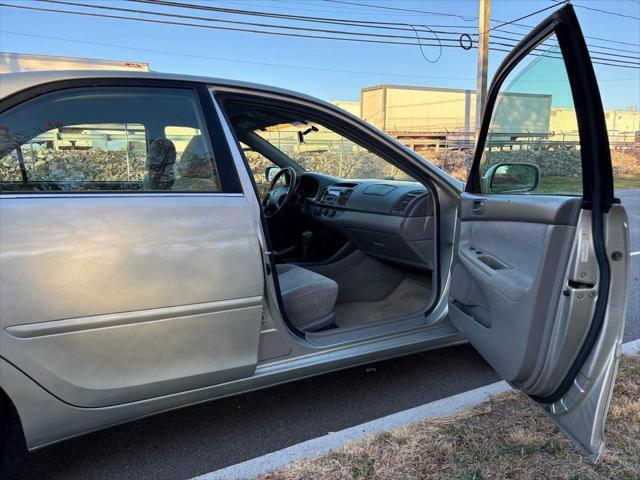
0, 52, 149, 74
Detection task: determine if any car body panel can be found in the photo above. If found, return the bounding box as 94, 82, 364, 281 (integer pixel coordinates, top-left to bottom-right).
1, 322, 465, 450
0, 193, 264, 407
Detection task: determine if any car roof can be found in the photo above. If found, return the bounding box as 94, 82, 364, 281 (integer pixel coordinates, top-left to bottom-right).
0, 70, 331, 108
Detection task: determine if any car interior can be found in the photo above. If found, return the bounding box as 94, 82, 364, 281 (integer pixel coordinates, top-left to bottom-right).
224, 101, 438, 335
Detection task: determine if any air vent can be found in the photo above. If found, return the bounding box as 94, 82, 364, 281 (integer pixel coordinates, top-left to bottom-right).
318, 189, 333, 203
392, 190, 426, 216
318, 185, 356, 206
337, 189, 354, 205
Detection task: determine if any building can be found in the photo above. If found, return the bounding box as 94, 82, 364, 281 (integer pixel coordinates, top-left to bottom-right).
353, 84, 639, 151
550, 107, 640, 144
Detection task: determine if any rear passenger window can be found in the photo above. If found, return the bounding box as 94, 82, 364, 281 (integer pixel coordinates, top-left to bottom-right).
0, 123, 148, 190
0, 87, 221, 192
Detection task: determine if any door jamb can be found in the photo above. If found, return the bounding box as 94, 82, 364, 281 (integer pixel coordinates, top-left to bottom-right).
211, 88, 447, 342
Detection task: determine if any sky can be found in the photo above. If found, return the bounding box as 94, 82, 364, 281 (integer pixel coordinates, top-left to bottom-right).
0, 0, 638, 110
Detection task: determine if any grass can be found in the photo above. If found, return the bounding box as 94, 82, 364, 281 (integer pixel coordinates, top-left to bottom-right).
614, 175, 640, 190
260, 354, 640, 480
535, 175, 640, 194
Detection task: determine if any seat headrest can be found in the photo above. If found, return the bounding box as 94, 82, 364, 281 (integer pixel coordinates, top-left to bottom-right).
145, 138, 176, 190
177, 135, 215, 179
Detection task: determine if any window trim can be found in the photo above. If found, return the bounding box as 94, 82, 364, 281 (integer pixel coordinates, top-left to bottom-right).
466, 7, 614, 209
0, 78, 242, 194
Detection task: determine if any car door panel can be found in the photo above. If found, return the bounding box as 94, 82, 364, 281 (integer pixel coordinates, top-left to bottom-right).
459, 193, 581, 224
0, 194, 264, 407
450, 193, 580, 384
0, 81, 267, 408
449, 4, 629, 460
0, 194, 263, 406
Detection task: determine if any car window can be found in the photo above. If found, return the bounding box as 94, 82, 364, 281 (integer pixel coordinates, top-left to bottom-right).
255, 122, 413, 181
479, 34, 582, 196
0, 123, 148, 189
240, 141, 279, 196
0, 87, 221, 192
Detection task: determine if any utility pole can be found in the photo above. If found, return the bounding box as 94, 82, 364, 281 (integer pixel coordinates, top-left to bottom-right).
475, 0, 491, 136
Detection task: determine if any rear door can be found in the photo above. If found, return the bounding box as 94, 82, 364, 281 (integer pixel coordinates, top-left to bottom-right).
0, 80, 264, 407
448, 5, 629, 461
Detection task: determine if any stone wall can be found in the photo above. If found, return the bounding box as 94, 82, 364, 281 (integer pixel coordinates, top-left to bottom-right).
424, 147, 640, 181
2, 145, 638, 187
1, 148, 146, 182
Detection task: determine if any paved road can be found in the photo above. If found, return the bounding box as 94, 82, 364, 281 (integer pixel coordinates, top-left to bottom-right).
2, 190, 639, 480
618, 190, 640, 343
2, 345, 499, 480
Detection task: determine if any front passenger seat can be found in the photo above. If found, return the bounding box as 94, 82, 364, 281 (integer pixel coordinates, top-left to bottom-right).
172, 135, 219, 191
276, 264, 338, 331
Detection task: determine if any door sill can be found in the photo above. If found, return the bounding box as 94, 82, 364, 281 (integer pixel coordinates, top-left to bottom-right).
305, 312, 441, 347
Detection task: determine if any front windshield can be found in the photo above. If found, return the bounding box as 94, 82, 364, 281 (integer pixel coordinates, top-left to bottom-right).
254, 122, 413, 181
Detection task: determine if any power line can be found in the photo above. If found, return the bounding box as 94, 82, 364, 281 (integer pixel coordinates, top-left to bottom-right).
31, 1, 640, 65
550, 0, 640, 21
489, 1, 568, 32
0, 2, 457, 48
2, 28, 635, 83
483, 21, 639, 50
1, 1, 638, 69
488, 39, 640, 66
35, 0, 463, 44
207, 0, 459, 18
574, 3, 640, 20
128, 0, 471, 29
128, 0, 640, 55
0, 29, 476, 80
323, 0, 640, 34
489, 32, 639, 57
480, 0, 639, 62
321, 0, 477, 22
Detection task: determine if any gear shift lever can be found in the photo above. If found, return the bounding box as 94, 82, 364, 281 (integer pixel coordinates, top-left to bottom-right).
302, 231, 314, 261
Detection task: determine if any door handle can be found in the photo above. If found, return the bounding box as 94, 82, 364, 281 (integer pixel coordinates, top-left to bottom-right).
472, 200, 485, 213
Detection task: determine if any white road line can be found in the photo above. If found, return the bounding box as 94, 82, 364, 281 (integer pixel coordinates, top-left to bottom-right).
194, 339, 640, 480
623, 338, 640, 355
631, 251, 640, 257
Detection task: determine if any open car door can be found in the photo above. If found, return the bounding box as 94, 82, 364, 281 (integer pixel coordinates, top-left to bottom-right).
448, 4, 629, 461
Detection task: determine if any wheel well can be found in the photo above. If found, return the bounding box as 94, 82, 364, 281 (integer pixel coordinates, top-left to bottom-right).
0, 387, 16, 417
0, 386, 25, 449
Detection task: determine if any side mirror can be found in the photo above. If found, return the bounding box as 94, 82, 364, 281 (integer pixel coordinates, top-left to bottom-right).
482, 163, 540, 194
265, 166, 281, 183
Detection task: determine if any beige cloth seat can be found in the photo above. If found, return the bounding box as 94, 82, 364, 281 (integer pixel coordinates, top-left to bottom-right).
172, 135, 219, 191
276, 264, 338, 331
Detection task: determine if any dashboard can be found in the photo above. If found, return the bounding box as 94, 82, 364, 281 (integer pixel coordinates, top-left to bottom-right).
299, 173, 435, 270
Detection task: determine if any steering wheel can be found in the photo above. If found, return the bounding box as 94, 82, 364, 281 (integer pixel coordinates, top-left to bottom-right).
262, 167, 299, 218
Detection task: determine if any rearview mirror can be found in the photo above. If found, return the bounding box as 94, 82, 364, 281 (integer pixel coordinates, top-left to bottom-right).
265, 166, 281, 183
482, 163, 540, 194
